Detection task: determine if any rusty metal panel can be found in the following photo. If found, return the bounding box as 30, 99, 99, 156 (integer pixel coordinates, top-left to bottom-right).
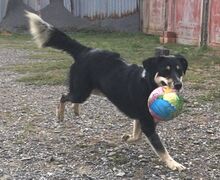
208, 0, 220, 46
168, 0, 203, 45
142, 0, 166, 35
0, 0, 8, 23
23, 0, 50, 11
64, 0, 139, 19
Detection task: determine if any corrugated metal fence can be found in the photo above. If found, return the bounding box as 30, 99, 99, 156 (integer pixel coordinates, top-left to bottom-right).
64, 0, 139, 19
23, 0, 50, 11
0, 0, 8, 23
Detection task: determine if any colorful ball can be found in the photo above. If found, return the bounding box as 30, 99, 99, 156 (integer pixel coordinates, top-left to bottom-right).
148, 86, 183, 122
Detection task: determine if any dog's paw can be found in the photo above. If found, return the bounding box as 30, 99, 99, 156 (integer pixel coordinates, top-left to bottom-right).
165, 159, 186, 172
121, 134, 141, 143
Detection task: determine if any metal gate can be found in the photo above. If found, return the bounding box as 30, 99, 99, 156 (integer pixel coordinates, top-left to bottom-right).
142, 0, 166, 35
167, 0, 203, 45
208, 0, 220, 46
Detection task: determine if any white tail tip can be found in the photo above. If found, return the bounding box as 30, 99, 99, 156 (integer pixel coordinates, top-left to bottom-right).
25, 11, 53, 48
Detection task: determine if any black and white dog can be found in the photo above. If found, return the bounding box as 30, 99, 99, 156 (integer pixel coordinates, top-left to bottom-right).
26, 11, 188, 171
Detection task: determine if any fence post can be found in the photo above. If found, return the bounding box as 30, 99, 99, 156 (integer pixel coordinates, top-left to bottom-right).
200, 0, 209, 47
155, 47, 170, 56
139, 0, 143, 31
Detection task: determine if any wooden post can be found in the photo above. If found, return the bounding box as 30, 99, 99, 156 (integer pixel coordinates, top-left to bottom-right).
200, 0, 209, 47
155, 47, 170, 56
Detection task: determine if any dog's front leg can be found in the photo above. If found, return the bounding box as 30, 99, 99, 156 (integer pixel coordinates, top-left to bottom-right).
146, 131, 186, 171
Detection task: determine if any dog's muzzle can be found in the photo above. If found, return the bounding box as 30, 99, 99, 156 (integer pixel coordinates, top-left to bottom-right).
154, 73, 183, 91
174, 82, 182, 91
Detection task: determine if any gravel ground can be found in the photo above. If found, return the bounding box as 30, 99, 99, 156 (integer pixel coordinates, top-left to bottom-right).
0, 48, 219, 180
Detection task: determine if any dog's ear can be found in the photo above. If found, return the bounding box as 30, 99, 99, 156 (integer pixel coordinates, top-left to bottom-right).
175, 54, 188, 74
142, 57, 157, 71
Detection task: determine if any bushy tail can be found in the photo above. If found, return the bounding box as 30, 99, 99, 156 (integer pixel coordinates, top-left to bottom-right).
25, 11, 88, 59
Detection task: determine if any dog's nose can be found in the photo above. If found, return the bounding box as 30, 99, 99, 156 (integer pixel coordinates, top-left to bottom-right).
174, 83, 182, 90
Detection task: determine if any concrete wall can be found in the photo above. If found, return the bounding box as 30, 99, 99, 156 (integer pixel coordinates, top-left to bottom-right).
0, 0, 140, 32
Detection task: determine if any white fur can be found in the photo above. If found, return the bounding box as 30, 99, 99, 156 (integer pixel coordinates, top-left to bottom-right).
141, 69, 146, 78
154, 72, 169, 86
89, 48, 101, 53
25, 11, 53, 48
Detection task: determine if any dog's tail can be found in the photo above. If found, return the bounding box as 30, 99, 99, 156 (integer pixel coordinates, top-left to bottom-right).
25, 11, 88, 60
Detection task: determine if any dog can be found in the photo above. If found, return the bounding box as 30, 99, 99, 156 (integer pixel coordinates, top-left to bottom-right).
26, 11, 188, 171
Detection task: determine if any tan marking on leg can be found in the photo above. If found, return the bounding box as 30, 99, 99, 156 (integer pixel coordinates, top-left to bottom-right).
73, 103, 80, 116
56, 102, 65, 121
158, 150, 186, 171
145, 137, 186, 171
122, 120, 142, 143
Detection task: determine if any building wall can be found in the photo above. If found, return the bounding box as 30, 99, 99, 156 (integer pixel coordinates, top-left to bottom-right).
0, 0, 8, 23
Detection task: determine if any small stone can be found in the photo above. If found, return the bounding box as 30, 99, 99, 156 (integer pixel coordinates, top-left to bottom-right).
185, 176, 193, 180
138, 155, 143, 159
108, 152, 116, 156
1, 175, 12, 180
46, 156, 55, 162
206, 129, 214, 134
116, 170, 125, 177
47, 172, 53, 176
0, 169, 3, 177
155, 165, 161, 169
21, 156, 33, 161
113, 167, 126, 177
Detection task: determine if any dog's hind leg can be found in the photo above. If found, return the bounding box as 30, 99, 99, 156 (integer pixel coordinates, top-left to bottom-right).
56, 86, 92, 121
56, 94, 70, 121
122, 120, 142, 143
56, 94, 81, 121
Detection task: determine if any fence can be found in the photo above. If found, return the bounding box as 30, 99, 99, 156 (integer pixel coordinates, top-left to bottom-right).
23, 0, 50, 11
0, 0, 8, 23
141, 0, 220, 47
208, 0, 220, 46
63, 0, 139, 19
0, 0, 140, 32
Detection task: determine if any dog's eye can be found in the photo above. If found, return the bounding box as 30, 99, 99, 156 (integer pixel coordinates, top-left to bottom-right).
158, 66, 171, 77
165, 66, 171, 71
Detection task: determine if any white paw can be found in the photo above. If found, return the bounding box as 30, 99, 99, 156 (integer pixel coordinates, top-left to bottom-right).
165, 159, 186, 171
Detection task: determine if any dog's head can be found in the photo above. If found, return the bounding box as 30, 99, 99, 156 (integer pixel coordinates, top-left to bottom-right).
142, 55, 188, 91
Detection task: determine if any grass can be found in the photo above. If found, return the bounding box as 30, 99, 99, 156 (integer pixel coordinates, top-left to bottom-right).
0, 31, 219, 101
